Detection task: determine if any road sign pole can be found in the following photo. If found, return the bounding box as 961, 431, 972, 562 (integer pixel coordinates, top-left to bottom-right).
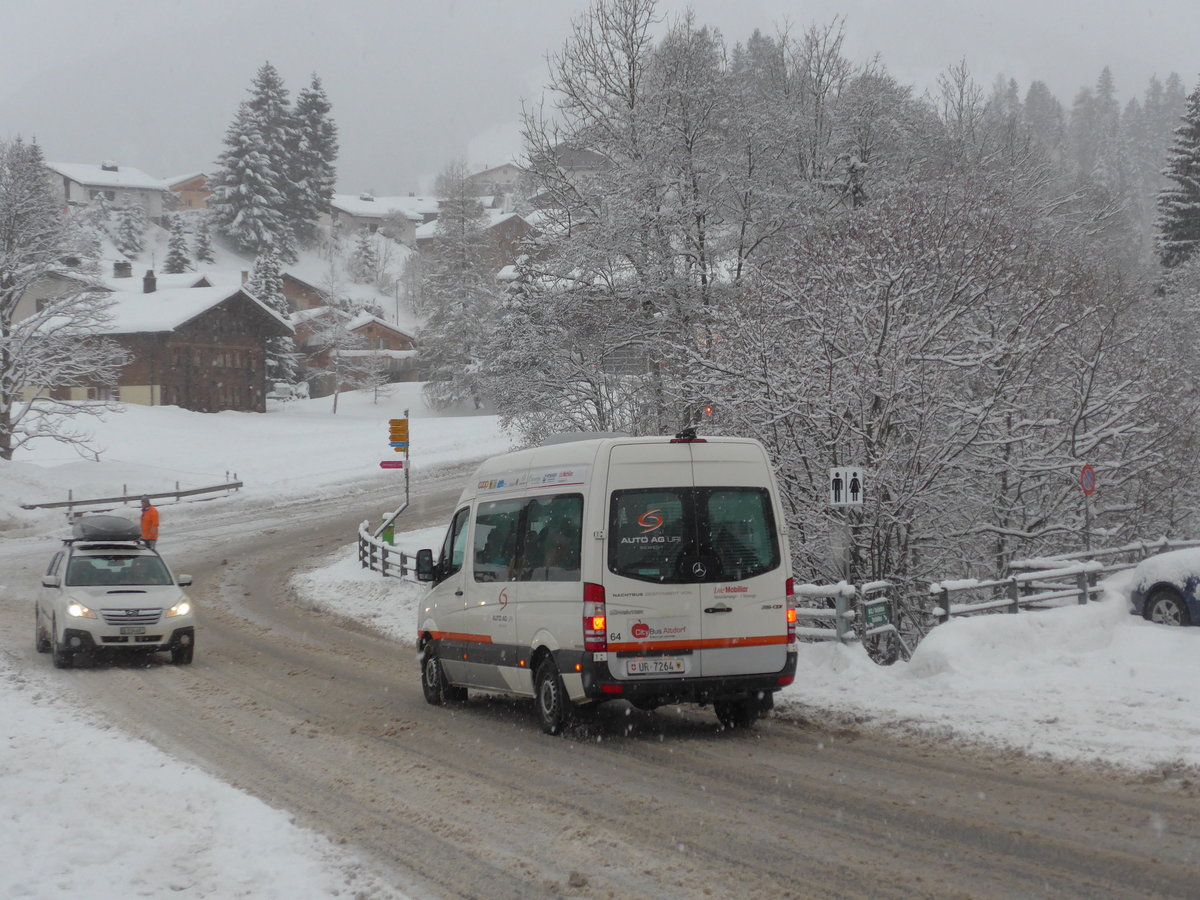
1079, 464, 1096, 551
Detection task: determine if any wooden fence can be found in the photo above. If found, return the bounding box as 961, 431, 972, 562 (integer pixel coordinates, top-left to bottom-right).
357, 519, 417, 580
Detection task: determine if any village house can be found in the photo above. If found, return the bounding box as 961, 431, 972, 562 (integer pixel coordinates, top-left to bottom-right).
94, 271, 293, 412
292, 307, 417, 397
279, 271, 329, 311
165, 172, 211, 210
414, 209, 534, 269
45, 161, 169, 222
325, 193, 443, 245
465, 162, 524, 196
15, 266, 290, 413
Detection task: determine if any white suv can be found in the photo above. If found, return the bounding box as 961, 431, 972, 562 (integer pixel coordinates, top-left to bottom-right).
36, 517, 196, 667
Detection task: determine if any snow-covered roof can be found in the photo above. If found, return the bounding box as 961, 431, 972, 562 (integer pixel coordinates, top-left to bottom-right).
164, 171, 207, 186
415, 209, 528, 242
102, 272, 210, 292
290, 305, 351, 326
487, 210, 525, 228
469, 162, 522, 178
100, 286, 292, 335
346, 311, 414, 337
46, 162, 167, 191
330, 193, 441, 220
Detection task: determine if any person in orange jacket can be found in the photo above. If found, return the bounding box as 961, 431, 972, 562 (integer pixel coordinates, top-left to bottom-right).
140, 496, 160, 549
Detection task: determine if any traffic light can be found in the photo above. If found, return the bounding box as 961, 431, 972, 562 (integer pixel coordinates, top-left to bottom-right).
702, 404, 714, 418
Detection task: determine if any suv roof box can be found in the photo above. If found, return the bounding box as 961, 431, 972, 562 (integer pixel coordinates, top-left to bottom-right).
72, 515, 141, 542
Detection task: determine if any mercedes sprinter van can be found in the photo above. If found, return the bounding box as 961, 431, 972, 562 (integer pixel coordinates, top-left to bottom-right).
415, 431, 798, 733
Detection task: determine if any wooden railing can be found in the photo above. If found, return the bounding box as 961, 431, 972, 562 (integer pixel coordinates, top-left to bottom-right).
21, 476, 243, 514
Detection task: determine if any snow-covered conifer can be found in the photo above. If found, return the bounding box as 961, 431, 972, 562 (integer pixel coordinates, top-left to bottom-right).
1156, 79, 1200, 267
162, 215, 191, 274
290, 74, 338, 246
112, 199, 146, 258
192, 213, 215, 264
349, 229, 378, 283
419, 163, 498, 410
244, 247, 299, 384
208, 63, 297, 261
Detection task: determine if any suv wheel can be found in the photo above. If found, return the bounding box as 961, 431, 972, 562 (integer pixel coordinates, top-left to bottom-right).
35, 612, 51, 654
50, 618, 73, 669
171, 641, 194, 665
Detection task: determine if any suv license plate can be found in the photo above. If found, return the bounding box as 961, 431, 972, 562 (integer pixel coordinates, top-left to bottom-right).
120, 626, 146, 635
626, 658, 685, 676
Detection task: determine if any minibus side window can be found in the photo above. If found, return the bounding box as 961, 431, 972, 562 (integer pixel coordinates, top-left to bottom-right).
517, 493, 582, 582
473, 498, 525, 582
438, 507, 471, 582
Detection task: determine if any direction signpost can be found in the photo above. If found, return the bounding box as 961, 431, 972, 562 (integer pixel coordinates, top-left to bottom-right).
374, 411, 412, 543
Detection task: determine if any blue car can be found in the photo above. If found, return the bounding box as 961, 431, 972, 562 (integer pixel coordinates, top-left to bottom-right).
1128, 548, 1200, 626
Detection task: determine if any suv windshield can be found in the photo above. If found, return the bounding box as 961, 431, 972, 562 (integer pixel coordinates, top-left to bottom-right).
66, 555, 172, 587
608, 487, 780, 584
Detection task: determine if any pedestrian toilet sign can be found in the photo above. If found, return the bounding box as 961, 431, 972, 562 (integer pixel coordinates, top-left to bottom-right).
829, 467, 864, 506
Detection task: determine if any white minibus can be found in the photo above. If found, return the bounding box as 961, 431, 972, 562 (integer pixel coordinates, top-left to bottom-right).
415, 430, 798, 733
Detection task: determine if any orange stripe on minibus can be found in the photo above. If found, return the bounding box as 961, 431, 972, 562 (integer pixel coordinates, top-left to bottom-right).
430, 631, 494, 644
607, 634, 787, 653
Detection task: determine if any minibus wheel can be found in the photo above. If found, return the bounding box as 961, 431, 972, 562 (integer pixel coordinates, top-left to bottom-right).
534, 657, 568, 734
714, 696, 758, 730
422, 642, 466, 705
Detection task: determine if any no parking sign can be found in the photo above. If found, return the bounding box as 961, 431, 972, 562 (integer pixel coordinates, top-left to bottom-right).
1080, 464, 1097, 496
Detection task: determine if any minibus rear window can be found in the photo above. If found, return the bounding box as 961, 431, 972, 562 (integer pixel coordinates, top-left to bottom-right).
608, 488, 780, 584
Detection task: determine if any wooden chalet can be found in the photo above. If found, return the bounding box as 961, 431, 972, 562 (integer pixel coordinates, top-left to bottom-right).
98, 271, 293, 413
293, 307, 417, 397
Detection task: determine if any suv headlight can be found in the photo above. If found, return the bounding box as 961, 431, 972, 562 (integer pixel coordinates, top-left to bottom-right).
167, 600, 192, 617
67, 602, 97, 619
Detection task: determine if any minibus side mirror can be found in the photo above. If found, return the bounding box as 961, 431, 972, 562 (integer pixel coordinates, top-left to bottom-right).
415, 548, 436, 582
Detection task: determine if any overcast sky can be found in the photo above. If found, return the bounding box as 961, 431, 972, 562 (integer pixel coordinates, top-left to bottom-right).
3, 0, 1197, 194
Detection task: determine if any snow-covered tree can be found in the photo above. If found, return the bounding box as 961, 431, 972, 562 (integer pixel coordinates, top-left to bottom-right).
0, 138, 128, 461
1156, 78, 1200, 268
192, 213, 215, 264
419, 162, 500, 410
244, 247, 300, 385
162, 215, 191, 274
349, 229, 378, 283
79, 192, 113, 241
303, 309, 368, 414
208, 62, 297, 261
290, 74, 338, 246
112, 199, 146, 258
